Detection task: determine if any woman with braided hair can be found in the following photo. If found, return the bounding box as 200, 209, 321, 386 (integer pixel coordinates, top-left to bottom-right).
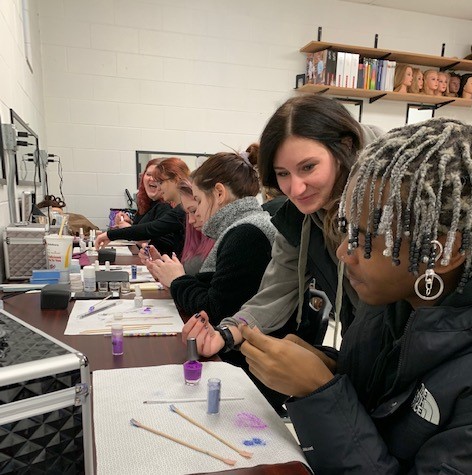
238, 118, 472, 473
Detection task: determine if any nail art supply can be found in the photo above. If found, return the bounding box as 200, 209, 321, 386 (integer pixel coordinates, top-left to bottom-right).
120, 281, 131, 294
97, 281, 108, 292
134, 285, 143, 308
207, 378, 221, 414
169, 405, 252, 459
129, 418, 236, 466
111, 323, 123, 355
131, 265, 137, 280
109, 281, 121, 292
235, 412, 268, 430
83, 265, 96, 292
183, 337, 202, 385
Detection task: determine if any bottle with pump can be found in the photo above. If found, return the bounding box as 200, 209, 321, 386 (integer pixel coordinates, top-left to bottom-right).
183, 337, 202, 385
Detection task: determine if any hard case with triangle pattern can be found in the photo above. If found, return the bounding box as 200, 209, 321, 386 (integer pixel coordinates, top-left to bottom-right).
0, 310, 93, 474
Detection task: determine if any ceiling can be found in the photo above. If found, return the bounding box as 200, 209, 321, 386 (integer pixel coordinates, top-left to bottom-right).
340, 0, 472, 21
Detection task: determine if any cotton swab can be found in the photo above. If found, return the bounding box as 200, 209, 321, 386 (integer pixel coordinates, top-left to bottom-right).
129, 418, 236, 466
169, 405, 253, 459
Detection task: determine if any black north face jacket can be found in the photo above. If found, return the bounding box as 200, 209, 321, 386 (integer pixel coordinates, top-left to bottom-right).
287, 283, 472, 474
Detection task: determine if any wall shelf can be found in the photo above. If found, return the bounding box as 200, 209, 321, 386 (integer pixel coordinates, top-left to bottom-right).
297, 84, 472, 108
300, 41, 472, 72
298, 41, 472, 108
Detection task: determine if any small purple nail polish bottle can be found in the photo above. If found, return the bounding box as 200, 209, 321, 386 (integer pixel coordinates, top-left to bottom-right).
111, 324, 124, 356
183, 337, 202, 385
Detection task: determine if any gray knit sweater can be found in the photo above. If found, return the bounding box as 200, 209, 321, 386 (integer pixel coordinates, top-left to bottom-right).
199, 196, 276, 272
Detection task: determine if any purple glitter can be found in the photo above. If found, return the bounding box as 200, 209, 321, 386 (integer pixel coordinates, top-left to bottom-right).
235, 412, 267, 430
142, 307, 152, 313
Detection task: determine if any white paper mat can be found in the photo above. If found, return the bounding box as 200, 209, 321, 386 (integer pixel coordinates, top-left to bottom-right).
93, 363, 307, 475
65, 299, 183, 335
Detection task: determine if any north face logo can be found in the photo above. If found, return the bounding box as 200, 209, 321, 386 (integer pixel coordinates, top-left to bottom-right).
411, 383, 440, 425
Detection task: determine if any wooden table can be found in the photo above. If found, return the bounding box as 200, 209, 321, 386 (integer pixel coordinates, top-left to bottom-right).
1, 252, 311, 475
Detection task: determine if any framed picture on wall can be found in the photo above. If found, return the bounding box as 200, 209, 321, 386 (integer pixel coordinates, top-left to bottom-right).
10, 109, 41, 186
135, 150, 210, 189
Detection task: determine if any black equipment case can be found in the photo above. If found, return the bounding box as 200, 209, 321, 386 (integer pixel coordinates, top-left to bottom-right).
0, 309, 93, 474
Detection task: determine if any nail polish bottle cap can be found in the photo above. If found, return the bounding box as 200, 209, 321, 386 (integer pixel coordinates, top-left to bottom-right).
135, 285, 141, 296
111, 323, 123, 331
187, 337, 199, 362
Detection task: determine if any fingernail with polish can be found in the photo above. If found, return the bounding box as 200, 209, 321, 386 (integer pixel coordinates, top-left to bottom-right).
193, 312, 201, 319
238, 317, 248, 325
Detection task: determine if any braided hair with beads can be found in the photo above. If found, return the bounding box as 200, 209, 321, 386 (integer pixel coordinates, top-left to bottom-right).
338, 117, 472, 293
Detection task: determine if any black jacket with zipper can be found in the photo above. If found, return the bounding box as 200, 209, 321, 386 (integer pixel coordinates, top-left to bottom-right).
287, 281, 472, 474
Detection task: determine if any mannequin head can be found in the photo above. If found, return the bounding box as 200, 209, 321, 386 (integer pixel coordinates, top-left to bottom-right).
408, 68, 424, 94
458, 74, 472, 99
422, 69, 439, 95
448, 73, 461, 96
437, 72, 449, 96
393, 64, 413, 93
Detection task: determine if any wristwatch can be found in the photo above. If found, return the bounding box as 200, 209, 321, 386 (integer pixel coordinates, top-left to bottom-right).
215, 325, 235, 353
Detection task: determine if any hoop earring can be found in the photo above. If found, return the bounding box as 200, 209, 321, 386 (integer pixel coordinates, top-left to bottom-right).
414, 269, 444, 301
414, 240, 444, 301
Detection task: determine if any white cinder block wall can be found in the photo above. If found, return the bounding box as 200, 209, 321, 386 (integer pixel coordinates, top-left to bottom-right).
0, 0, 46, 281
1, 0, 471, 232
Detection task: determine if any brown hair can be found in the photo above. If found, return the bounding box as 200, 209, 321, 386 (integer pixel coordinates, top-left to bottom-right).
408, 68, 423, 94
153, 157, 190, 183
191, 147, 260, 199
393, 64, 413, 92
258, 95, 363, 247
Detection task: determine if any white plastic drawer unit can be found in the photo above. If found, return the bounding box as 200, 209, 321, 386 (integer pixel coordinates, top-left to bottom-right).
0, 310, 93, 474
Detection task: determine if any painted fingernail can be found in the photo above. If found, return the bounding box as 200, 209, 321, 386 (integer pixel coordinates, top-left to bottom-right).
238, 317, 248, 325
193, 312, 201, 319
200, 317, 206, 324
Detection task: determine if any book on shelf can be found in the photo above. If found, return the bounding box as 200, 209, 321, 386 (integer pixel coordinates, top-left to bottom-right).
343, 53, 352, 88
313, 49, 328, 85
326, 49, 337, 86
350, 53, 360, 89
335, 51, 346, 87
306, 53, 315, 84
357, 61, 365, 89
387, 60, 396, 91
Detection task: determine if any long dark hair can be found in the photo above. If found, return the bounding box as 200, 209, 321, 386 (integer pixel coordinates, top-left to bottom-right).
191, 147, 260, 199
258, 95, 364, 247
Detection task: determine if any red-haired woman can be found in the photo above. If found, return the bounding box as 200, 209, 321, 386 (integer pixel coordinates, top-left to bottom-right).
114, 158, 170, 228
95, 158, 189, 257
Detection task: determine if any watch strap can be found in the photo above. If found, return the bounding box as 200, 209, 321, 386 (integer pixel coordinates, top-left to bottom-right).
215, 325, 235, 353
